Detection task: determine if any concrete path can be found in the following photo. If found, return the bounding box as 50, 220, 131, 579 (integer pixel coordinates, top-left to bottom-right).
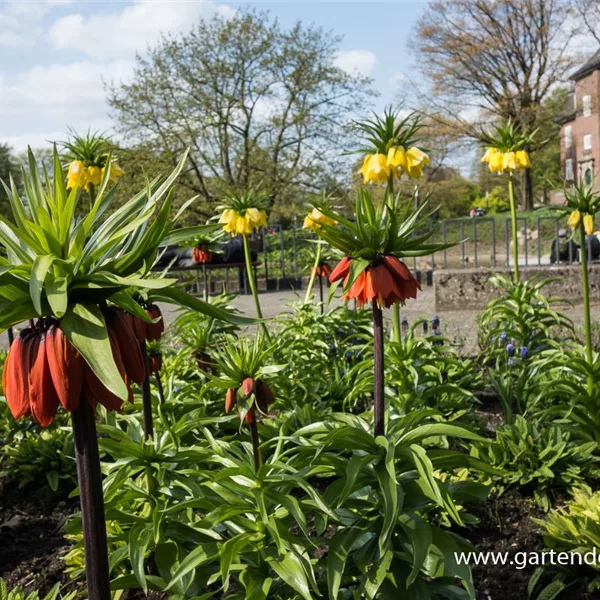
3, 287, 598, 355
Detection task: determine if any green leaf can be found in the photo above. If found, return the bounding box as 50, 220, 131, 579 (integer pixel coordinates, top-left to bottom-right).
30, 254, 56, 315
46, 471, 59, 492
46, 275, 68, 318
398, 514, 432, 586
239, 569, 273, 600
327, 527, 362, 600
60, 303, 128, 400
267, 551, 313, 600
129, 523, 153, 593
364, 546, 393, 599
165, 542, 219, 590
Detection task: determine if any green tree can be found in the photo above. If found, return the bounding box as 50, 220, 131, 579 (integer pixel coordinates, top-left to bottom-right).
411, 0, 576, 211
0, 144, 21, 218
107, 9, 373, 220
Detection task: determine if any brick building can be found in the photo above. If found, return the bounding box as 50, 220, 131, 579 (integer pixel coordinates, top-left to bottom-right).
559, 50, 600, 192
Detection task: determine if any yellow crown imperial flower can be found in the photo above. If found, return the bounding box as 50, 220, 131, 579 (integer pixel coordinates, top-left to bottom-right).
502, 152, 517, 171
359, 153, 390, 184
481, 147, 500, 163
101, 162, 125, 184
303, 208, 335, 230
405, 147, 430, 179
66, 160, 88, 189
489, 152, 504, 173
386, 146, 406, 172
568, 209, 581, 231
245, 207, 268, 228
219, 208, 239, 235
84, 165, 102, 190
515, 150, 531, 169
584, 214, 595, 235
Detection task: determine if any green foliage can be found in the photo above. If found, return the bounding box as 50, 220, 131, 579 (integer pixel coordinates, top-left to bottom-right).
470, 186, 510, 214
0, 579, 75, 600
0, 423, 76, 495
386, 323, 478, 418
471, 416, 598, 511
529, 489, 600, 597
478, 274, 574, 362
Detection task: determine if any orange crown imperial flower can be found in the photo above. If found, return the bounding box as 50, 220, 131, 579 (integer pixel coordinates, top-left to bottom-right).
193, 245, 213, 263
3, 317, 139, 427
330, 255, 421, 308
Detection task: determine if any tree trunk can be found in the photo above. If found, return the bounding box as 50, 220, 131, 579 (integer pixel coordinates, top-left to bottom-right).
521, 167, 534, 211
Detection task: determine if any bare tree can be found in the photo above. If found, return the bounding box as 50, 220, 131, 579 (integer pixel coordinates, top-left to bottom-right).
107, 9, 372, 218
575, 0, 600, 45
411, 0, 577, 210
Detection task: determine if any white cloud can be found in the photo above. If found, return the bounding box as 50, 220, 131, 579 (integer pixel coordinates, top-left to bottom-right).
48, 0, 234, 60
333, 50, 376, 76
0, 60, 133, 147
0, 131, 66, 153
0, 1, 49, 48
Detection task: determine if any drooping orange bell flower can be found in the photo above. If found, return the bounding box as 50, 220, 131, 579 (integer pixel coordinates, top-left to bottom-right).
46, 325, 85, 411
329, 255, 421, 308
106, 308, 146, 384
3, 319, 135, 427
311, 263, 332, 278
148, 352, 163, 374
225, 388, 237, 413
145, 304, 165, 341
2, 329, 33, 419
193, 246, 213, 263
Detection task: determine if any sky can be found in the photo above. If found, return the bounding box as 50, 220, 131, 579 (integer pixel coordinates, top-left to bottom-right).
0, 0, 429, 153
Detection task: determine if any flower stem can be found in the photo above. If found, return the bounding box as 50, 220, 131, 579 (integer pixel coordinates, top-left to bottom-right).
248, 412, 261, 473
140, 341, 154, 439
372, 302, 385, 437
304, 242, 322, 304
386, 173, 402, 343
155, 371, 166, 404
508, 172, 520, 283
71, 398, 111, 600
243, 235, 270, 340
579, 222, 594, 395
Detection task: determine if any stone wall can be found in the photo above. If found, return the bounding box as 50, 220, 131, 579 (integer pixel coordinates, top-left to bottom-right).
434, 265, 600, 311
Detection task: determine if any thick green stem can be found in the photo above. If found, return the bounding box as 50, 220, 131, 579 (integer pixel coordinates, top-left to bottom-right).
580, 223, 594, 395
243, 235, 270, 340
508, 172, 520, 283
248, 412, 261, 474
387, 173, 402, 343
304, 243, 322, 304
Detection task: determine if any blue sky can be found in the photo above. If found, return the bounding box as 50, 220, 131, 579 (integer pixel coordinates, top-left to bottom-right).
0, 0, 429, 152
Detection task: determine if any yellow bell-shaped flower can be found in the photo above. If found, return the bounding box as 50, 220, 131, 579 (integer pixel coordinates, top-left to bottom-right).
405, 147, 430, 179
84, 165, 102, 190
481, 147, 499, 163
502, 152, 517, 171
568, 209, 581, 231
101, 162, 125, 184
219, 208, 238, 234
66, 160, 87, 189
303, 208, 335, 230
515, 150, 531, 169
489, 152, 504, 173
360, 153, 390, 184
386, 146, 406, 172
584, 214, 594, 235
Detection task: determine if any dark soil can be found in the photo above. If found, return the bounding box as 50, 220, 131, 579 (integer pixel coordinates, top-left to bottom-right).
0, 480, 81, 595
466, 490, 600, 600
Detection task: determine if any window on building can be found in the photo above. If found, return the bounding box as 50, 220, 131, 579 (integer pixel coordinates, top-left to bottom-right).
584, 134, 593, 151
565, 125, 572, 148
583, 95, 592, 117
585, 168, 593, 186
565, 158, 574, 181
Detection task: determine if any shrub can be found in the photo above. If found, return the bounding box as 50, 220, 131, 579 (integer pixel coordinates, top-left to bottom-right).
470, 186, 510, 214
